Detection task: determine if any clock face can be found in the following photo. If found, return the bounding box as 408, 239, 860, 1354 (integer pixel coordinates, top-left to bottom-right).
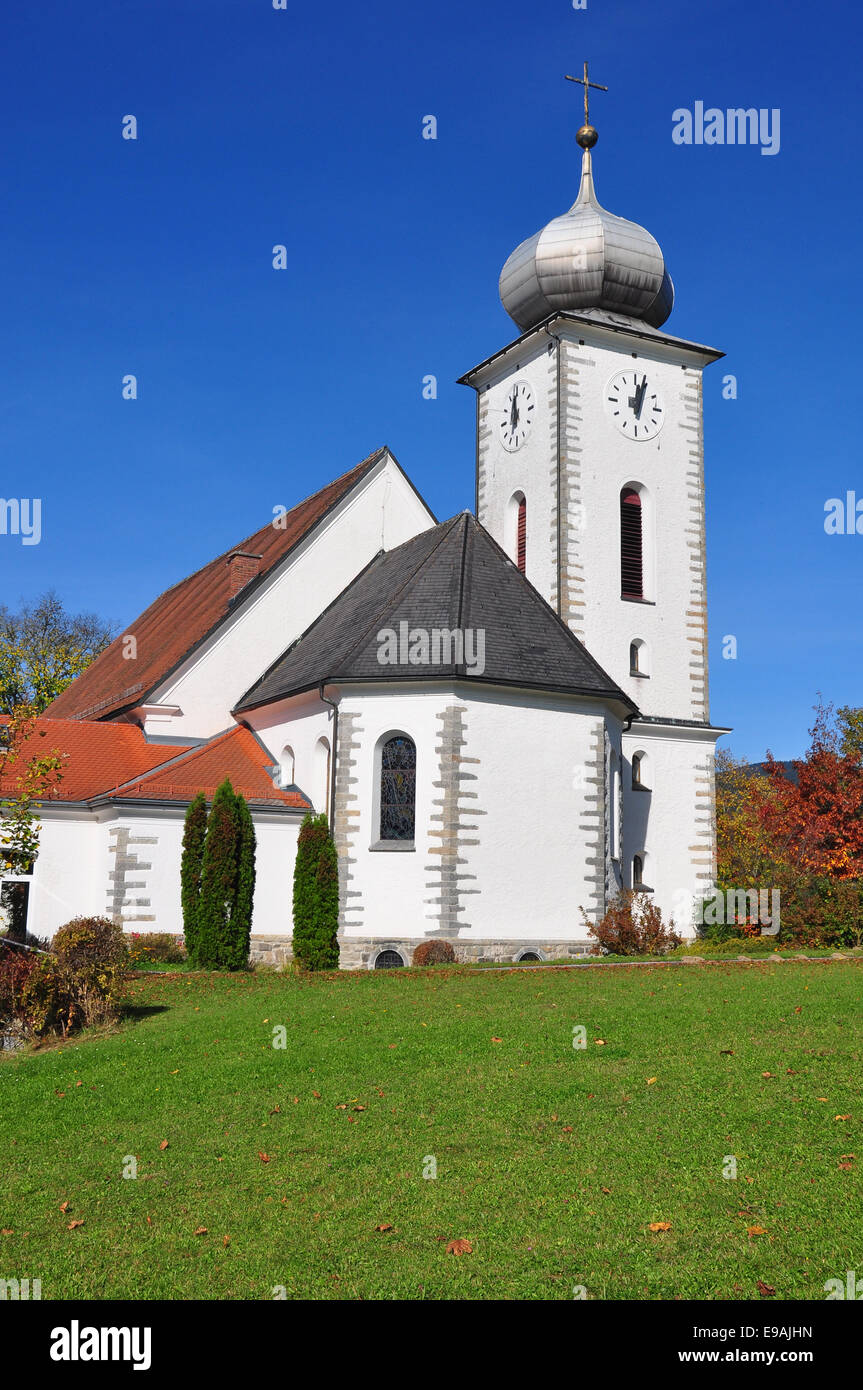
497, 379, 535, 451
605, 370, 665, 441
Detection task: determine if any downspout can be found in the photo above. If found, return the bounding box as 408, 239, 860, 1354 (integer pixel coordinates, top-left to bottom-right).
318, 682, 338, 831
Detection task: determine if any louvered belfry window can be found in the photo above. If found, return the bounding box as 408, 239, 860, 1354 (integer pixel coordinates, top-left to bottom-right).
379, 736, 416, 841
516, 495, 527, 573
620, 488, 643, 599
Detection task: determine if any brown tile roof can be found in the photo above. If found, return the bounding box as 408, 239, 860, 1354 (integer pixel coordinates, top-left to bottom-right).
47, 451, 387, 721
0, 717, 308, 810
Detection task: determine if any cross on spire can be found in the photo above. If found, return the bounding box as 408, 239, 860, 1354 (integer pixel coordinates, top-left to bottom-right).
565, 61, 608, 142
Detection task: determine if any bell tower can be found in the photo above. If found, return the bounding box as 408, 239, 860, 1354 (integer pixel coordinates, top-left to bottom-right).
458, 67, 730, 925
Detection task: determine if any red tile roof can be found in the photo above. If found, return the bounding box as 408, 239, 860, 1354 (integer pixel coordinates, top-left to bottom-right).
113, 725, 308, 808
0, 717, 307, 810
47, 451, 386, 722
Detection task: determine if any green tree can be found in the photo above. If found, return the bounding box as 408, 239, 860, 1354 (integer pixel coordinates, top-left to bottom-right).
230, 794, 257, 970
0, 591, 115, 714
180, 793, 208, 963
292, 812, 339, 970
196, 780, 240, 969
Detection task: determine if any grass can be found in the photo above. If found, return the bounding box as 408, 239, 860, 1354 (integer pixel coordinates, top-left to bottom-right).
2, 961, 861, 1300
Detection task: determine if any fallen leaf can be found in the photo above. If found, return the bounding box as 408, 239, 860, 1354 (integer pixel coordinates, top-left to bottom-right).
601, 1186, 611, 1194
817, 1097, 828, 1103
839, 1163, 854, 1171
75, 1081, 82, 1087
446, 1238, 473, 1255
388, 1044, 397, 1049
375, 1223, 393, 1233
562, 1125, 573, 1133
335, 1103, 347, 1110
312, 1091, 321, 1099
194, 1226, 208, 1236
54, 1090, 65, 1098
594, 1039, 606, 1046
761, 1072, 775, 1079
352, 1105, 366, 1112
223, 1234, 230, 1248
720, 1049, 734, 1055
840, 1154, 855, 1162
59, 1201, 70, 1213
551, 1114, 558, 1123
835, 1114, 851, 1121
747, 1226, 768, 1237
258, 1152, 271, 1163
648, 1222, 671, 1233
1, 1229, 13, 1236
269, 1106, 281, 1115
756, 1280, 776, 1297
146, 1216, 152, 1225
171, 1070, 179, 1075
647, 1077, 657, 1085
67, 1219, 84, 1230
159, 1140, 169, 1151
491, 1037, 503, 1043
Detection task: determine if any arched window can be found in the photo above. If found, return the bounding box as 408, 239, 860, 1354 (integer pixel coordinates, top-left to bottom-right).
379, 735, 416, 842
280, 745, 295, 788
630, 639, 648, 676
314, 736, 331, 817
633, 854, 645, 887
516, 494, 527, 573
506, 491, 527, 572
620, 488, 643, 599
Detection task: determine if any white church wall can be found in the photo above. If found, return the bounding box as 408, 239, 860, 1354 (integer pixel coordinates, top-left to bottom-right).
244, 691, 335, 815
24, 803, 301, 945
474, 321, 712, 726
621, 724, 718, 939
456, 687, 615, 940
143, 454, 435, 740
476, 337, 559, 607
333, 683, 618, 950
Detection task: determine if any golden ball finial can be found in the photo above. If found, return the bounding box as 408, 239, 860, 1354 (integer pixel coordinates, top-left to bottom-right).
576, 124, 598, 149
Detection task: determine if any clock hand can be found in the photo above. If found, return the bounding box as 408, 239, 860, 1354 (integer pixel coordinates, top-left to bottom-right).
634, 378, 648, 419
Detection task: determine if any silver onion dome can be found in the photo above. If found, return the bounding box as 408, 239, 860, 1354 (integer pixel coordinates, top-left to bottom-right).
499, 147, 674, 332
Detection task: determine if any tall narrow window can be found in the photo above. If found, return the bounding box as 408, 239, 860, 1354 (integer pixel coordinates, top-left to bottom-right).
633, 854, 644, 887
516, 494, 527, 573
632, 753, 643, 788
379, 735, 416, 842
620, 488, 643, 599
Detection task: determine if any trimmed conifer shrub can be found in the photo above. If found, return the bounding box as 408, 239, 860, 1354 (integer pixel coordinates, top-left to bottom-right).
292, 812, 339, 970
197, 779, 240, 969
230, 793, 257, 970
313, 825, 340, 971
180, 792, 207, 964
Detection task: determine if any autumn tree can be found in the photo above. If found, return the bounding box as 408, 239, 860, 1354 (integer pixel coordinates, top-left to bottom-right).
0, 591, 115, 714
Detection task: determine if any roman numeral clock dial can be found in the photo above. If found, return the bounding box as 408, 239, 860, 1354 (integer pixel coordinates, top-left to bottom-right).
496, 380, 535, 451
605, 370, 665, 441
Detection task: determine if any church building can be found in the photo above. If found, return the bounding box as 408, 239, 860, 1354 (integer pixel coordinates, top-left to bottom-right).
3, 93, 729, 967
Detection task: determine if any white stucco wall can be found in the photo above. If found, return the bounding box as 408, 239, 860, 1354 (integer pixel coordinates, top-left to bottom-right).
328, 683, 619, 945
622, 723, 719, 938
19, 803, 301, 944
142, 454, 435, 741
474, 319, 714, 723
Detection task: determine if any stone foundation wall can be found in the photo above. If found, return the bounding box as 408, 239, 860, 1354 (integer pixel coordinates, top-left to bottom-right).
250, 935, 595, 971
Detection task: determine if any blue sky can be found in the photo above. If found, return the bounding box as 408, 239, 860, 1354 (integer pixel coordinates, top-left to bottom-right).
1, 0, 860, 760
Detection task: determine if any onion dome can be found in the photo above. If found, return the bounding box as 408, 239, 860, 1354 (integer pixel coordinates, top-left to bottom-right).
499, 144, 674, 332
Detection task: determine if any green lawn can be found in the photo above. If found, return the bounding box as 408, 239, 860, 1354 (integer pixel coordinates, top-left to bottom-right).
2, 961, 861, 1300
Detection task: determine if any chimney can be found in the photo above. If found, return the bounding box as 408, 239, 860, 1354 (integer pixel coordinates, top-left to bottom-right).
227, 551, 262, 600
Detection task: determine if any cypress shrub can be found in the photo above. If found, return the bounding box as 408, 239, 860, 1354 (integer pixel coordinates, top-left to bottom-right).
292, 813, 339, 970
313, 826, 340, 971
180, 792, 208, 964
230, 793, 257, 970
197, 779, 240, 968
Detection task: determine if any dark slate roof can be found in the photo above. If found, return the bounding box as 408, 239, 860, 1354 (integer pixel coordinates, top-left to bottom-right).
235, 513, 637, 714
